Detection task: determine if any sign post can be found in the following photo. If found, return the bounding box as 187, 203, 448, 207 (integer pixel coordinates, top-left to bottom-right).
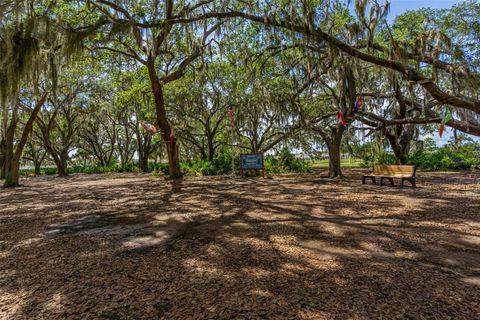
240, 153, 265, 178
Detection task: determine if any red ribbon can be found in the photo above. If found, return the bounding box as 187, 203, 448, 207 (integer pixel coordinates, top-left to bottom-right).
337, 111, 347, 126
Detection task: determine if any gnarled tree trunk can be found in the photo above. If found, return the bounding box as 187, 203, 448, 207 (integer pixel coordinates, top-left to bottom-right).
385, 128, 414, 165
4, 92, 48, 187
146, 56, 182, 179
314, 125, 345, 178
138, 155, 149, 173
50, 150, 69, 177
325, 127, 345, 178
0, 136, 6, 179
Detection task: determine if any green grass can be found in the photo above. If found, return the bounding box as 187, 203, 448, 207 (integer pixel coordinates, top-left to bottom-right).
310, 159, 363, 168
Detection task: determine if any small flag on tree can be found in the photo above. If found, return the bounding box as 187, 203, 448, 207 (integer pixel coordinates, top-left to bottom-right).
169, 127, 174, 145
140, 121, 157, 133
354, 96, 363, 112
228, 103, 235, 128
337, 111, 347, 126
443, 107, 452, 124
439, 107, 452, 138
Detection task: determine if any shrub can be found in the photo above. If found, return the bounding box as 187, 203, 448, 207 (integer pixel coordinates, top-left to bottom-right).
264, 156, 283, 174
407, 147, 480, 171
362, 152, 397, 167
149, 162, 169, 175
43, 167, 58, 175
265, 149, 312, 174
18, 151, 311, 179
181, 158, 233, 176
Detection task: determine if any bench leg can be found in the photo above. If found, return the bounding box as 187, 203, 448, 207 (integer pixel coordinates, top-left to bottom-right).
400, 178, 417, 188
401, 178, 416, 188
381, 177, 394, 186
363, 177, 376, 184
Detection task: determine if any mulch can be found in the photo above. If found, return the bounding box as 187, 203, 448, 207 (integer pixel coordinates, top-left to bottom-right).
0, 170, 479, 319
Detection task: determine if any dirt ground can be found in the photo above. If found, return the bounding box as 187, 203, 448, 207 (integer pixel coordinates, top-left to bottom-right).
0, 169, 479, 319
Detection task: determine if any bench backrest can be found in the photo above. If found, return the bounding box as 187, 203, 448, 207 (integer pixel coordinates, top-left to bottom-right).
373, 165, 416, 176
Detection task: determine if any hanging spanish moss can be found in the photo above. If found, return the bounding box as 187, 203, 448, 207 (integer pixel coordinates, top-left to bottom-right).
0, 5, 107, 105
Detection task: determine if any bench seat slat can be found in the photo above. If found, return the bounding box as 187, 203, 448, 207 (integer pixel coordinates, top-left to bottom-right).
363, 164, 416, 188
372, 165, 415, 176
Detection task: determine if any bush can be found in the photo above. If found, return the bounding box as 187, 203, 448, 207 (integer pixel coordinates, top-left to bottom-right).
19, 167, 58, 176
19, 151, 313, 179
362, 152, 397, 167
149, 162, 169, 175
265, 149, 312, 174
181, 157, 233, 176
264, 156, 283, 174
407, 147, 480, 171
42, 167, 58, 175
18, 169, 36, 177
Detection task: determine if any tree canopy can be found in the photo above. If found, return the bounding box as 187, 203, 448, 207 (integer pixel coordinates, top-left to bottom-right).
1, 0, 479, 185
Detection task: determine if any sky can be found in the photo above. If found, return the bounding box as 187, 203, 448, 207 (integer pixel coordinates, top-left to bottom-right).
386, 0, 459, 19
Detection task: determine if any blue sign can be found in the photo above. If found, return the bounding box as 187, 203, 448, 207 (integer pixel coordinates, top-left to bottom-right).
240, 153, 264, 169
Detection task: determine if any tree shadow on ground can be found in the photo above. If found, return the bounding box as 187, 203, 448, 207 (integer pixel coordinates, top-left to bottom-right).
0, 171, 479, 319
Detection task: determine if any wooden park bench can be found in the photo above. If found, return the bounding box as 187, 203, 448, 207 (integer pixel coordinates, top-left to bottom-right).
362, 165, 416, 188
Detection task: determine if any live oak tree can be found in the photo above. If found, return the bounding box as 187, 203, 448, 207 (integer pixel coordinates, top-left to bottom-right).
0, 92, 48, 186
307, 59, 360, 178
23, 141, 48, 175
84, 0, 231, 178
78, 105, 118, 167
35, 86, 83, 176
113, 73, 162, 172
169, 61, 229, 161
223, 0, 480, 127
0, 1, 95, 186
2, 0, 479, 186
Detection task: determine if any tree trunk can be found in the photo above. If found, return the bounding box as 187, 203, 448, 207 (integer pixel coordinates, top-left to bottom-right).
207, 137, 215, 161
5, 158, 20, 187
167, 142, 181, 178
146, 56, 182, 179
385, 126, 414, 165
326, 138, 343, 178
48, 149, 67, 177
138, 155, 149, 173
388, 139, 409, 165
34, 160, 42, 176
4, 92, 48, 187
0, 138, 6, 179
3, 124, 16, 186
325, 127, 344, 178
135, 129, 149, 173
57, 151, 69, 177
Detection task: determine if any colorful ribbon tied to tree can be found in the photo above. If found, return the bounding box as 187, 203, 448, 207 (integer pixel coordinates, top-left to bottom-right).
140, 122, 157, 133
337, 111, 347, 127
439, 108, 452, 138
354, 96, 363, 112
